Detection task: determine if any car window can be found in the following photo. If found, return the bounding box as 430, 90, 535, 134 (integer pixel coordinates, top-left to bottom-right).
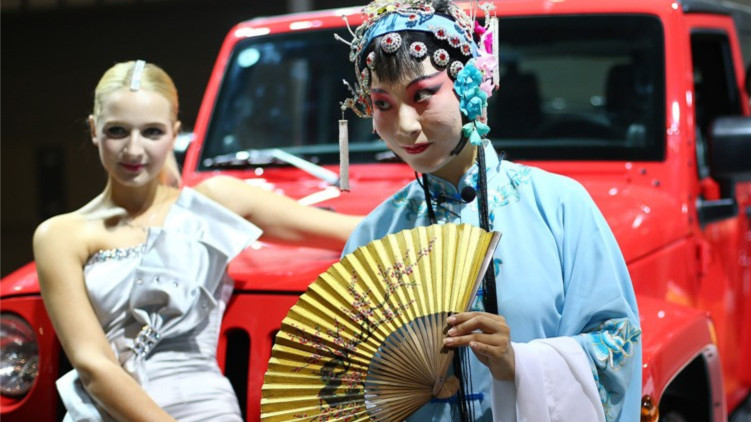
201, 14, 666, 168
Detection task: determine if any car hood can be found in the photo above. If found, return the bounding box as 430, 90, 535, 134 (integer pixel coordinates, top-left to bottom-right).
2, 165, 688, 295
228, 168, 689, 292
578, 178, 688, 263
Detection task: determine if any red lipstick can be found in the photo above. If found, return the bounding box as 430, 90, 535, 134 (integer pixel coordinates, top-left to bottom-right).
121, 163, 145, 172
403, 143, 430, 154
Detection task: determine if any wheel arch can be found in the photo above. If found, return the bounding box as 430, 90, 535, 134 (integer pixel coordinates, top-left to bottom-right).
637, 295, 726, 421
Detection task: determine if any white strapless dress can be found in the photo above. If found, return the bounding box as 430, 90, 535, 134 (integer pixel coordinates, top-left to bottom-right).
57, 188, 262, 421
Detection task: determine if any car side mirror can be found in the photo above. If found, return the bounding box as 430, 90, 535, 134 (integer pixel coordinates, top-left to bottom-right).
708, 116, 751, 185
698, 116, 751, 225
174, 131, 195, 171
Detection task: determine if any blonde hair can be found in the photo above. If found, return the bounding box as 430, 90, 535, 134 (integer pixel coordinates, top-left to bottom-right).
92, 60, 179, 122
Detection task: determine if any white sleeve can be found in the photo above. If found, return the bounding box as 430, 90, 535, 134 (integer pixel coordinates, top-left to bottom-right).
490, 337, 605, 422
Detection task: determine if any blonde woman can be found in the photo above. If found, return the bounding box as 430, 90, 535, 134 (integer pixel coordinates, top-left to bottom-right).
34, 60, 361, 421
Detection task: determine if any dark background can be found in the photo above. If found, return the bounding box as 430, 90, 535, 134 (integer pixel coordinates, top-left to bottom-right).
1, 0, 356, 277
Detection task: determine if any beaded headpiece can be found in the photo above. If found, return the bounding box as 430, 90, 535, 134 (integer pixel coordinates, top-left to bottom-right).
337, 0, 498, 117
335, 1, 499, 190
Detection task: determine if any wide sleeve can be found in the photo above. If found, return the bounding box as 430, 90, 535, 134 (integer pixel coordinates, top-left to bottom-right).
492, 179, 641, 422
557, 184, 641, 422
490, 337, 605, 422
556, 182, 641, 421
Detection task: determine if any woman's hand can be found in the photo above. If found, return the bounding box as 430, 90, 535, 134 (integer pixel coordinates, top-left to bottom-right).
444, 312, 515, 381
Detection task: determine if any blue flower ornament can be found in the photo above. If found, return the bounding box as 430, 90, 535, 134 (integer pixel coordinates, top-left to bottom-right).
454, 59, 492, 146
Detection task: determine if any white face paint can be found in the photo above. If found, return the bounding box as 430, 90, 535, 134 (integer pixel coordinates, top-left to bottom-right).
370, 59, 473, 184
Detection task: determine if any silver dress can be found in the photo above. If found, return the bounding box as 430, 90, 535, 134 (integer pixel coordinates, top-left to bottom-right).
57, 188, 262, 421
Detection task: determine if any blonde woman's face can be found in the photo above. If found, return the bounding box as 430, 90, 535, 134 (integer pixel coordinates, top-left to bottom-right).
91, 88, 179, 187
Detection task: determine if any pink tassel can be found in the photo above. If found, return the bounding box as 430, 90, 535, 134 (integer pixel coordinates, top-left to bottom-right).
489, 16, 500, 89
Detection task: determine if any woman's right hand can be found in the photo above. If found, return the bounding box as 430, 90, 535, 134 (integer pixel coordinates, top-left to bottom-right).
443, 312, 516, 381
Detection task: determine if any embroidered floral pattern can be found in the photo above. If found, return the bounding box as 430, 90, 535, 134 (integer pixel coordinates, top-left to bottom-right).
590, 370, 613, 419
586, 318, 642, 421
388, 154, 532, 224
589, 319, 641, 370
390, 188, 428, 221
507, 166, 531, 188
485, 165, 532, 220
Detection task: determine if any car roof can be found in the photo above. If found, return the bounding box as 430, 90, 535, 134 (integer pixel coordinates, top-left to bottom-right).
234, 0, 751, 35
681, 0, 751, 15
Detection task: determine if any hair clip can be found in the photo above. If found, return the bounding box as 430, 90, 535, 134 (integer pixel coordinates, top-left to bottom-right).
130, 60, 146, 92
448, 35, 462, 48
449, 61, 465, 79
366, 51, 377, 70
381, 32, 403, 54
431, 26, 449, 40
409, 41, 428, 59
432, 49, 450, 68
360, 68, 371, 87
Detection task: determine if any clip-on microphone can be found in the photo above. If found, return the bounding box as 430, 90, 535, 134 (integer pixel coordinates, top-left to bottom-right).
436, 186, 477, 205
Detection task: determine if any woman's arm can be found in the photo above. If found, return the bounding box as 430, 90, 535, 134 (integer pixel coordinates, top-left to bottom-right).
196, 175, 363, 250
33, 217, 176, 422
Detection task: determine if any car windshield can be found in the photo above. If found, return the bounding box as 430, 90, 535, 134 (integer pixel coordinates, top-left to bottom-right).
200, 14, 664, 170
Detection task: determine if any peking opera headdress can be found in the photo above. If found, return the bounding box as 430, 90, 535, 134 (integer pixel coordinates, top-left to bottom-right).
335, 0, 500, 191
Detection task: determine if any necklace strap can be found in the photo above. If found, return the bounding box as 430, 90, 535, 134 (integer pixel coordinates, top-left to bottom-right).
420, 172, 438, 224
476, 145, 498, 314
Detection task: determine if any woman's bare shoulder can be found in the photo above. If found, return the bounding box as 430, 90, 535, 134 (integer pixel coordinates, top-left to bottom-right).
32, 212, 93, 274
33, 197, 115, 263
34, 212, 89, 242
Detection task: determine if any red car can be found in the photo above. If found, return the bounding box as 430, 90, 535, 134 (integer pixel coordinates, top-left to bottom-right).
3, 0, 751, 420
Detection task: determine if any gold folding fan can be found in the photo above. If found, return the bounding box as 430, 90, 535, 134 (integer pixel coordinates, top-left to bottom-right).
261, 223, 501, 422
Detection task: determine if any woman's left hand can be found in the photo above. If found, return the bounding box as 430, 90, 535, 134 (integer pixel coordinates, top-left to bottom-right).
444, 312, 515, 381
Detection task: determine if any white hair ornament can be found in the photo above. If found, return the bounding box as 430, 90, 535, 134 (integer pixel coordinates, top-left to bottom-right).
130, 60, 146, 91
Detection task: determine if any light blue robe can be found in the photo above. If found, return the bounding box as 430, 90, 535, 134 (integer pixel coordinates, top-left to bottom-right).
342, 141, 641, 421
